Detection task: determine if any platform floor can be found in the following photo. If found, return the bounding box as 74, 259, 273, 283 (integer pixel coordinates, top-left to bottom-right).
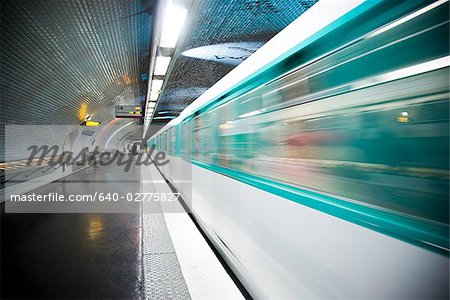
1, 164, 142, 299
1, 163, 244, 299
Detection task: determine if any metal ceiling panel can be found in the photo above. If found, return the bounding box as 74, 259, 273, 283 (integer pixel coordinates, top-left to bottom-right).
1, 0, 152, 126
1, 0, 153, 161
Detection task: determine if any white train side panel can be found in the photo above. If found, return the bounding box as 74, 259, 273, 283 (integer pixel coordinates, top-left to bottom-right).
159, 157, 448, 299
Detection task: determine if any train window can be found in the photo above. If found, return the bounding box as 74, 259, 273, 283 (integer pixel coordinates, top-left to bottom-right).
193, 115, 211, 163
171, 129, 176, 155
168, 131, 171, 153
243, 93, 449, 225
261, 90, 283, 108
184, 120, 193, 159
236, 96, 262, 118
281, 75, 310, 102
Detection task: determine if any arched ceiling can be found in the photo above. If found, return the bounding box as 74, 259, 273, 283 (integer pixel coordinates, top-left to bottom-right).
1, 0, 154, 127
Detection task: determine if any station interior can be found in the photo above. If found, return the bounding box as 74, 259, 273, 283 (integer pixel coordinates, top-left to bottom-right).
1, 0, 449, 299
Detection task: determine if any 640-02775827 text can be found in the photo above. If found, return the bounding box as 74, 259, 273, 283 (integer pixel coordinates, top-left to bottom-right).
9, 192, 182, 202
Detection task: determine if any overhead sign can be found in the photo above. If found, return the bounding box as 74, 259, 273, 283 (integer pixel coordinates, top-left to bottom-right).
115, 105, 143, 118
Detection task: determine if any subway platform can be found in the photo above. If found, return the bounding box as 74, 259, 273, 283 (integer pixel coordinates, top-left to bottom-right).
1, 163, 245, 299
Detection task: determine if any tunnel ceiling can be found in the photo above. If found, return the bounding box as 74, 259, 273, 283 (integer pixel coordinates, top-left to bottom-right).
152, 0, 318, 123
0, 0, 154, 126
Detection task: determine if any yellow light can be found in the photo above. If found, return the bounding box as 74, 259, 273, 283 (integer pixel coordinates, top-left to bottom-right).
135, 106, 141, 110
397, 117, 409, 123
78, 102, 88, 121
123, 74, 131, 86
85, 120, 101, 127
88, 216, 103, 241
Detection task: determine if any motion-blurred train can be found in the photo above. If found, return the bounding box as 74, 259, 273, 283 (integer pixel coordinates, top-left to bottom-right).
148, 0, 449, 298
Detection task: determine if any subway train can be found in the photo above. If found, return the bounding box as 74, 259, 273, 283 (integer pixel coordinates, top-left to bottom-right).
148, 0, 449, 298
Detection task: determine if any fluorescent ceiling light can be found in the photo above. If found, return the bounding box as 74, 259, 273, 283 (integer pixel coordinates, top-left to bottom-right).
150, 92, 159, 101
154, 56, 171, 75
160, 4, 187, 48
147, 102, 156, 108
151, 79, 163, 92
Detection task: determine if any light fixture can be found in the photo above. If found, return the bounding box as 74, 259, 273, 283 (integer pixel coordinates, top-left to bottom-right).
160, 4, 188, 48
144, 0, 190, 135
85, 120, 101, 127
151, 79, 163, 92
154, 56, 171, 75
149, 92, 159, 101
